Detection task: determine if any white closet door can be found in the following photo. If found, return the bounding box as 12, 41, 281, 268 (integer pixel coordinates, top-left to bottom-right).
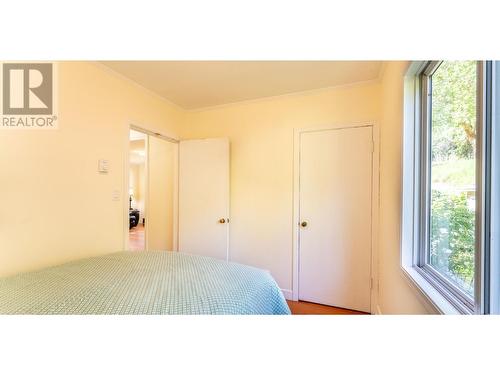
179, 138, 229, 260
298, 126, 373, 312
147, 135, 177, 251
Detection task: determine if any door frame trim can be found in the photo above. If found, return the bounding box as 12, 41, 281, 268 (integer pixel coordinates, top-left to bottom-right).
292, 122, 380, 314
123, 122, 180, 252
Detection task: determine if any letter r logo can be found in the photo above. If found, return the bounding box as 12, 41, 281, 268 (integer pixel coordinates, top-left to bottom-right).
2, 63, 53, 115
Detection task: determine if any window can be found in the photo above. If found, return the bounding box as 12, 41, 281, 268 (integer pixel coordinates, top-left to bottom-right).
420, 61, 478, 311
402, 61, 499, 314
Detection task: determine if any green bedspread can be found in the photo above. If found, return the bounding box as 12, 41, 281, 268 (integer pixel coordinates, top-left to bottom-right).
0, 251, 291, 315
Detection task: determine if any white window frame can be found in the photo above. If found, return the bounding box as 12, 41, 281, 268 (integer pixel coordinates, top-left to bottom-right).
401, 61, 498, 315
490, 61, 500, 314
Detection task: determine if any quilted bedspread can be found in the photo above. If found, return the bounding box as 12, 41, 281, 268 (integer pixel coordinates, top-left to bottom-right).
0, 251, 291, 315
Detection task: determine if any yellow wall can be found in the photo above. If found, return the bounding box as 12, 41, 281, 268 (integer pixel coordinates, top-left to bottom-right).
180, 83, 382, 291
0, 62, 184, 277
378, 62, 430, 313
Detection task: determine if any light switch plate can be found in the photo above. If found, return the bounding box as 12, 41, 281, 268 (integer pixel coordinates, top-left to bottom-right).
98, 159, 109, 173
112, 190, 120, 201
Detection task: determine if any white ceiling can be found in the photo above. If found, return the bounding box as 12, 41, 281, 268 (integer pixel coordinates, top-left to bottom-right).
102, 61, 383, 110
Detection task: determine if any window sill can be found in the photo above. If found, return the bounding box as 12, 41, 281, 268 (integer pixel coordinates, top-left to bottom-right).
401, 265, 462, 315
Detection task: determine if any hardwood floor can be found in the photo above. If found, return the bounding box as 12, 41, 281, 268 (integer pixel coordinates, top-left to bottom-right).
129, 223, 145, 251
287, 300, 368, 315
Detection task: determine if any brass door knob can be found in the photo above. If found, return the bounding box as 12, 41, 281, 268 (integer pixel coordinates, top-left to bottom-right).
300, 221, 308, 227
219, 218, 226, 224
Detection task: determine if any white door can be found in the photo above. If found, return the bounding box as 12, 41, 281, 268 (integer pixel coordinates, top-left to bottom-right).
298, 126, 373, 312
179, 138, 230, 260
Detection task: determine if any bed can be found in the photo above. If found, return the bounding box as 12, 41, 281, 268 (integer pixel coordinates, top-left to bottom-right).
0, 251, 291, 315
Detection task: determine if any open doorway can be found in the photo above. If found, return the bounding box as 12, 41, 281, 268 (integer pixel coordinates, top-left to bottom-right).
129, 129, 147, 251
127, 126, 179, 252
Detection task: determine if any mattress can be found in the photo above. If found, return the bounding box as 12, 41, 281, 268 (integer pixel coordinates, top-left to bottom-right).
0, 251, 291, 315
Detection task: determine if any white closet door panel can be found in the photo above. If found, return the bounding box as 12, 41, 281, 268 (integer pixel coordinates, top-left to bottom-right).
179, 138, 229, 260
299, 126, 372, 312
147, 136, 176, 251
